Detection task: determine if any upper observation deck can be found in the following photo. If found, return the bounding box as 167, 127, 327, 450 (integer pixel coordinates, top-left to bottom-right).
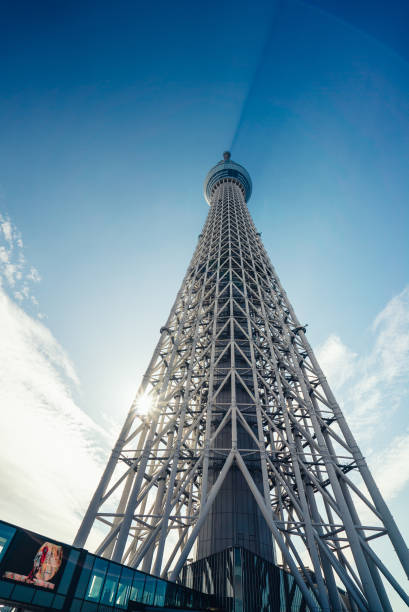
204, 151, 252, 204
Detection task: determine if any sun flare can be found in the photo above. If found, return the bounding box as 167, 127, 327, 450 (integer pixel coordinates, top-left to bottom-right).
135, 393, 155, 415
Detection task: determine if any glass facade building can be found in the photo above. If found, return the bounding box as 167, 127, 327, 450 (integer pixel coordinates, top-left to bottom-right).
0, 520, 321, 611
180, 547, 320, 612
0, 520, 221, 612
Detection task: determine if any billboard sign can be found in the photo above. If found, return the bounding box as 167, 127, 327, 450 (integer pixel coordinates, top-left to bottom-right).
1, 529, 68, 591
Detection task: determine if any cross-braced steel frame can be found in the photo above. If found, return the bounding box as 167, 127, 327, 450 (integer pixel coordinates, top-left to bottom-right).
75, 173, 409, 611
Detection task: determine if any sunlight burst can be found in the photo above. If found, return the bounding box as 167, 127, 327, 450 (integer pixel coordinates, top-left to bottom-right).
135, 393, 155, 415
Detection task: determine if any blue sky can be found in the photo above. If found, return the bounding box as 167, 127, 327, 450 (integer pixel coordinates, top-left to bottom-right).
1, 0, 408, 607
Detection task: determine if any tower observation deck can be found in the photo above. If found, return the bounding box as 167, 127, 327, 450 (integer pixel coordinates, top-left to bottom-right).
74, 153, 409, 612
204, 151, 252, 204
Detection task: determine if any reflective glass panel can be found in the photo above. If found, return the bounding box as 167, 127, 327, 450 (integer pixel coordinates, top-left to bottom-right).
75, 553, 94, 599
52, 594, 65, 609
32, 590, 54, 607
115, 566, 133, 608
153, 579, 166, 606
98, 605, 114, 612
130, 571, 145, 601
85, 557, 108, 602
58, 549, 80, 595
234, 548, 243, 612
81, 602, 98, 612
175, 585, 186, 607
164, 580, 177, 606
0, 580, 14, 598
142, 575, 156, 604
0, 522, 16, 562
11, 584, 35, 603
100, 562, 121, 605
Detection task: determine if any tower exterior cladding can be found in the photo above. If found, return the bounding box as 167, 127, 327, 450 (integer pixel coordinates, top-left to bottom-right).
75, 154, 409, 612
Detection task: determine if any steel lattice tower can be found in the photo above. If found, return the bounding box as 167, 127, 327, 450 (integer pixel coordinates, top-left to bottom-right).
75, 153, 409, 611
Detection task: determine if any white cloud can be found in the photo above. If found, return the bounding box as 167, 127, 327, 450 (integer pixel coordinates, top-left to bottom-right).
316, 287, 409, 499
0, 287, 111, 543
0, 214, 40, 304
369, 430, 409, 501
0, 246, 9, 264
27, 266, 41, 283
0, 233, 111, 545
315, 333, 357, 391
372, 288, 409, 382
0, 218, 13, 244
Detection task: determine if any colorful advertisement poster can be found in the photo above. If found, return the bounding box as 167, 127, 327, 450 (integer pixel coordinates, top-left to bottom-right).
1, 530, 67, 591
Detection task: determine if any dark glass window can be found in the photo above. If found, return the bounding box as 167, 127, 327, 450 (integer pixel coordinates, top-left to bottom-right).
234, 548, 243, 612
100, 562, 121, 605
226, 549, 233, 597
0, 522, 16, 562
32, 589, 54, 607
85, 556, 108, 602
142, 575, 156, 604
153, 579, 167, 606
58, 549, 80, 595
98, 605, 114, 612
115, 566, 133, 608
81, 602, 98, 612
184, 588, 193, 608
175, 585, 186, 607
130, 571, 145, 601
280, 570, 285, 611
74, 553, 95, 599
0, 580, 14, 598
10, 583, 35, 603
164, 580, 177, 606
52, 593, 65, 609
69, 598, 83, 611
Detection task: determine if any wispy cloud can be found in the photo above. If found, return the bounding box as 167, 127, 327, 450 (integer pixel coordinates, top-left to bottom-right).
316, 287, 409, 500
0, 213, 41, 309
369, 430, 409, 500
0, 214, 110, 546
315, 333, 357, 391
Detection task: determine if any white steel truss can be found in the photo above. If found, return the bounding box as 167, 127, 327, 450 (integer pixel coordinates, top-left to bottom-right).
75, 169, 409, 611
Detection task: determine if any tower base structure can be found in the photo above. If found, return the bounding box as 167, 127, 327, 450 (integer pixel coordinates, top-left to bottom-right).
180, 546, 321, 612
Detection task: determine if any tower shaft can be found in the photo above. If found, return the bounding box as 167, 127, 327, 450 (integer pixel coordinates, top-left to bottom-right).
195, 180, 274, 564
75, 156, 409, 612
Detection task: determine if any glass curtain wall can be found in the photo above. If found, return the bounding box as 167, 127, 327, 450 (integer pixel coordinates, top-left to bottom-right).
180, 546, 320, 612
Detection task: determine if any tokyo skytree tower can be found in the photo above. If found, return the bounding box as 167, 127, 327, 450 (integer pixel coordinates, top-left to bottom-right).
74, 153, 409, 611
